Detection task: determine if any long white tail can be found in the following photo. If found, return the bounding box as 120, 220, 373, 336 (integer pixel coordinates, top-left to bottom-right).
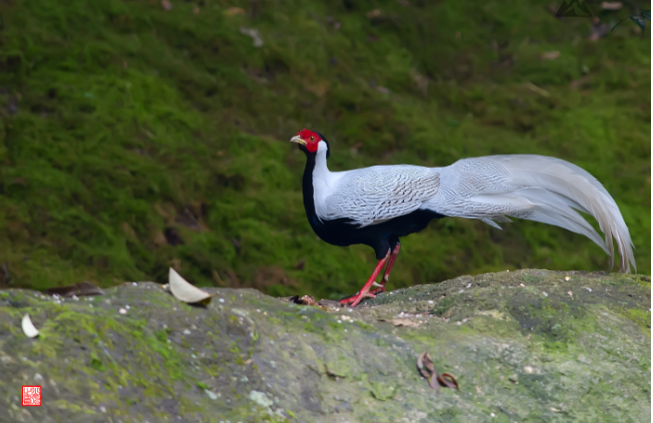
429, 155, 636, 273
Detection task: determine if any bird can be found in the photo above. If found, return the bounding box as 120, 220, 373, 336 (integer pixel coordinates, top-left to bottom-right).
290, 129, 636, 307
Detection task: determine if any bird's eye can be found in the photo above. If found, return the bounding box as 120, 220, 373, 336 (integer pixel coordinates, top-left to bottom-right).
310, 136, 315, 141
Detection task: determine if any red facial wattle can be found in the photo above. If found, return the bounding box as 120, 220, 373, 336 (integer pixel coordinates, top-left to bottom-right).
297, 129, 321, 153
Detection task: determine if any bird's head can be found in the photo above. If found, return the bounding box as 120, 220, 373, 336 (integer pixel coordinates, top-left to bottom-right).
290, 129, 330, 158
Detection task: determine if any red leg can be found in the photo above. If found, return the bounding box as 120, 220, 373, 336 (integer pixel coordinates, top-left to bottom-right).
340, 250, 390, 307
370, 243, 401, 295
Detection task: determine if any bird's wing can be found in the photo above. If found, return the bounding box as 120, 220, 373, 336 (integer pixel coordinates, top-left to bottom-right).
323, 165, 440, 227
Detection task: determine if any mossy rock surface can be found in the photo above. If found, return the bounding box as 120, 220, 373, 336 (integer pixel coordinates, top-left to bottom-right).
0, 269, 650, 422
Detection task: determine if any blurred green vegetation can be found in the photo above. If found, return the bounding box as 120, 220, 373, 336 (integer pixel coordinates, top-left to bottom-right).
0, 0, 649, 299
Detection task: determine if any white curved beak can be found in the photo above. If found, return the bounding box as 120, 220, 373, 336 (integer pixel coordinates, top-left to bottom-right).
290, 135, 306, 145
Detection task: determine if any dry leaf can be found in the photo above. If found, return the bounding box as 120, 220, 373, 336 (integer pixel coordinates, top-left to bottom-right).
288, 295, 319, 306
168, 268, 213, 305
22, 314, 40, 338
224, 7, 246, 16
429, 372, 440, 391
416, 351, 460, 392
541, 51, 560, 60
416, 351, 434, 379
438, 373, 460, 391
299, 295, 318, 306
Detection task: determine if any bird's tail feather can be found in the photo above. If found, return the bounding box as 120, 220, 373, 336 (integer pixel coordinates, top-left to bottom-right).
435, 155, 636, 273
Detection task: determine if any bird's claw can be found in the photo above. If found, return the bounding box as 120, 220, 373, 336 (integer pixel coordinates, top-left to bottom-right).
369, 285, 386, 296
340, 282, 388, 306
339, 291, 376, 307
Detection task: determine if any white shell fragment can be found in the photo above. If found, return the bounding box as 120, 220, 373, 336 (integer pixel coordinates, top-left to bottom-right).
21, 314, 40, 338
168, 268, 213, 305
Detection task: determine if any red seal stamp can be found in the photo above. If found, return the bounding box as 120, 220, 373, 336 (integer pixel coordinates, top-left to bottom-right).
22, 386, 41, 406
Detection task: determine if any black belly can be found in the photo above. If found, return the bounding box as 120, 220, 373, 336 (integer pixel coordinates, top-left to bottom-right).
307, 209, 446, 259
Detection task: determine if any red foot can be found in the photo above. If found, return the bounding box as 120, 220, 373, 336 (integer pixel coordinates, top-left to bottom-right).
340, 243, 402, 307
339, 251, 390, 307
339, 291, 376, 305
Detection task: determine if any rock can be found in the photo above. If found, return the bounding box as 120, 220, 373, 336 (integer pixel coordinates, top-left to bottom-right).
0, 270, 650, 422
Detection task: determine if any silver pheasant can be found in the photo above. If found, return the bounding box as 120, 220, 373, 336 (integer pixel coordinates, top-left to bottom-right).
291, 129, 636, 306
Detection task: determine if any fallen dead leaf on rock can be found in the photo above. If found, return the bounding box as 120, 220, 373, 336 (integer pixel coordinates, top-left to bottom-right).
417, 351, 434, 378
288, 294, 320, 307
438, 373, 460, 391
281, 295, 333, 310
169, 268, 214, 305
429, 372, 440, 391
22, 314, 40, 338
416, 351, 459, 392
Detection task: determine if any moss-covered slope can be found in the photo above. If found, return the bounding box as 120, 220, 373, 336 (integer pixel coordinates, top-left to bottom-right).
0, 0, 650, 298
0, 269, 650, 422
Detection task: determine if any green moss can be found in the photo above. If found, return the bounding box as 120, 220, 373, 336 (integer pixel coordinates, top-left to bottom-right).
623, 308, 651, 331
355, 321, 375, 331
89, 352, 105, 372
635, 275, 652, 288
368, 381, 397, 401
0, 0, 649, 300
432, 295, 458, 317
154, 328, 170, 343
